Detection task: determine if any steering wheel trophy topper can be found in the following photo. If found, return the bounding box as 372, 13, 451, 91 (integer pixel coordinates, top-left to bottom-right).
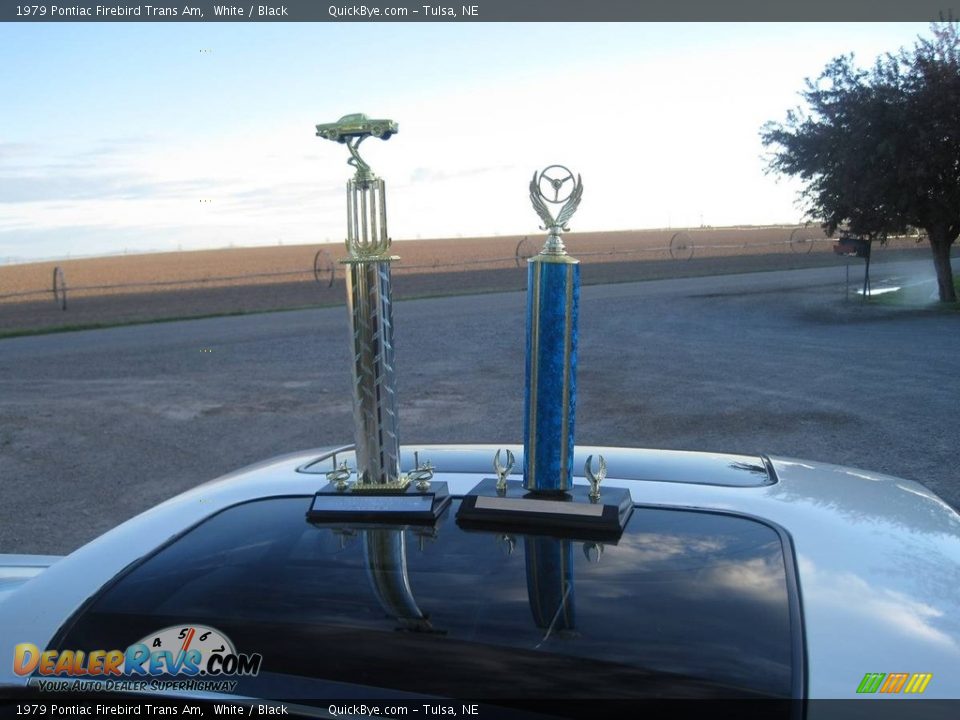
308, 113, 449, 524
529, 164, 583, 256
536, 164, 578, 202
456, 165, 632, 538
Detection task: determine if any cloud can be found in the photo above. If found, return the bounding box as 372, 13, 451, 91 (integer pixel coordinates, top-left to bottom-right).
0, 136, 155, 175
0, 136, 198, 203
73, 136, 160, 159
798, 556, 960, 653
0, 174, 226, 204
0, 142, 38, 161
229, 182, 341, 204
408, 164, 515, 185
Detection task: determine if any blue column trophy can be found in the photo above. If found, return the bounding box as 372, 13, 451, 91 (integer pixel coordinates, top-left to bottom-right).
524, 165, 583, 492
457, 166, 632, 537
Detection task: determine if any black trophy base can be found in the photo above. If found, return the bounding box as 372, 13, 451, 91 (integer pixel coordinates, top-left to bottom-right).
456, 478, 633, 541
307, 481, 451, 525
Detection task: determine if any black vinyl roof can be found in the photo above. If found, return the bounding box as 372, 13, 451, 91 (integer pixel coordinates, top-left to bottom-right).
58, 497, 802, 700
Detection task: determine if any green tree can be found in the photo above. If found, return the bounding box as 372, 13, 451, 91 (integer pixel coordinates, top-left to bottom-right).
762, 21, 960, 302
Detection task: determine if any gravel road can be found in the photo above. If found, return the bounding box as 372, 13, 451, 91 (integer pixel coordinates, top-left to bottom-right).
1, 258, 957, 554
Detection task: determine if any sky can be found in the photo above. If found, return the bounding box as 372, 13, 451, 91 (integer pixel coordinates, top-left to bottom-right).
0, 21, 933, 263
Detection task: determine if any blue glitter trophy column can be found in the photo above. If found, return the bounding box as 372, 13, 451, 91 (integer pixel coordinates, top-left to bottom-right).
524, 165, 583, 494
456, 167, 630, 536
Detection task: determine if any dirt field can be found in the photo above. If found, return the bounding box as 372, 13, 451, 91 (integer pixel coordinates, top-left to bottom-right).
0, 226, 928, 334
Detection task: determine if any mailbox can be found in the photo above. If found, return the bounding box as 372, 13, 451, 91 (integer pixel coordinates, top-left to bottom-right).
833, 237, 871, 258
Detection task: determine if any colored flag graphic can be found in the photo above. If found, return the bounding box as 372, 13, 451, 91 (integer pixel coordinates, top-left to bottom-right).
857, 672, 933, 694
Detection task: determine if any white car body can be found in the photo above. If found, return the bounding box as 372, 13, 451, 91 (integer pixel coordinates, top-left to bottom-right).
1, 444, 959, 701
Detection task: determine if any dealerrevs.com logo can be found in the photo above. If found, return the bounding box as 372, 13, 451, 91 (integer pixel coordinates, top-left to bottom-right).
14, 624, 262, 693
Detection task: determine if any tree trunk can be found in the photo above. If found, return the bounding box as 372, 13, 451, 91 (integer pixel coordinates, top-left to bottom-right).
927, 228, 957, 303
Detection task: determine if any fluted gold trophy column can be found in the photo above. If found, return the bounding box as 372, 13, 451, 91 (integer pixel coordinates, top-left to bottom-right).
316, 116, 401, 488
310, 114, 449, 525
343, 171, 400, 486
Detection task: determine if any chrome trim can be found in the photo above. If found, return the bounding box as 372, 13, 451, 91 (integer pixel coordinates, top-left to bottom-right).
296, 445, 355, 474
559, 262, 575, 488
526, 263, 541, 490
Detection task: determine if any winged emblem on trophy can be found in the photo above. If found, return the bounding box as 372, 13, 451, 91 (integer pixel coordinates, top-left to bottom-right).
529, 164, 584, 235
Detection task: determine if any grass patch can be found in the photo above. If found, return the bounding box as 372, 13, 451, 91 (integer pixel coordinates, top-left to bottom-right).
867, 276, 960, 310
0, 287, 530, 339
0, 263, 828, 340
3, 258, 952, 339
0, 303, 339, 340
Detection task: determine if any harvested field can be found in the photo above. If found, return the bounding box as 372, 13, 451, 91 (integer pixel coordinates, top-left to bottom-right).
0, 226, 930, 334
